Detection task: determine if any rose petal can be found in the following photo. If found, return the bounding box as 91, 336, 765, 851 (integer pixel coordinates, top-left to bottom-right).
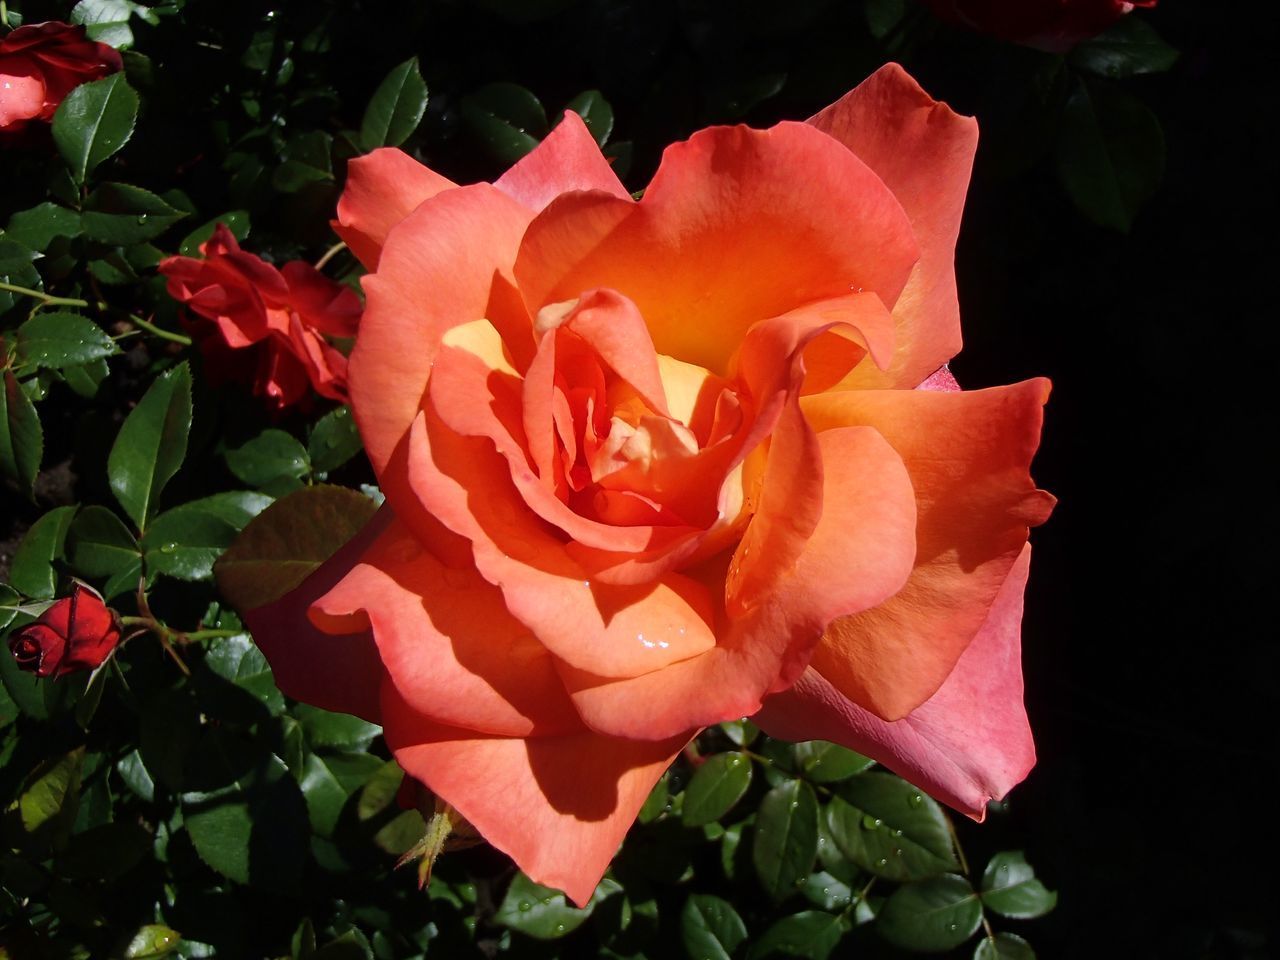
334, 148, 457, 269
0, 68, 45, 129
280, 261, 362, 338
383, 682, 688, 907
809, 63, 978, 390
753, 545, 1036, 819
802, 380, 1055, 720
495, 111, 631, 212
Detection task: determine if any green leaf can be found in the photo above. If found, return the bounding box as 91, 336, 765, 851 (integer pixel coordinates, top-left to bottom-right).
178, 211, 251, 257
1056, 80, 1165, 233
71, 0, 139, 49
793, 741, 874, 783
461, 83, 548, 166
980, 851, 1057, 919
1071, 17, 1179, 79
298, 752, 353, 837
495, 872, 620, 939
51, 73, 139, 183
361, 57, 429, 150
753, 779, 819, 901
141, 504, 241, 581
272, 131, 335, 192
116, 749, 156, 802
225, 429, 310, 491
564, 90, 614, 146
196, 633, 285, 719
108, 362, 192, 529
9, 506, 76, 598
294, 703, 381, 751
682, 752, 752, 827
975, 933, 1037, 960
801, 871, 854, 912
1, 369, 43, 500
308, 405, 363, 475
5, 203, 82, 251
876, 874, 983, 952
826, 772, 959, 881
123, 924, 183, 959
67, 505, 142, 598
81, 183, 189, 245
62, 357, 111, 398
214, 485, 379, 613
747, 911, 844, 960
0, 583, 19, 631
681, 893, 747, 960
19, 747, 85, 835
15, 312, 119, 371
139, 688, 201, 792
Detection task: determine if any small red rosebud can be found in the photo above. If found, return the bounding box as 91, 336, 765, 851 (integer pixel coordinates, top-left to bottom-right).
7, 584, 121, 678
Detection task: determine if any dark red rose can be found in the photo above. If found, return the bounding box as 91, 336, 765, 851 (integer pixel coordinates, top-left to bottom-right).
7, 584, 121, 678
158, 225, 362, 411
924, 0, 1157, 52
0, 22, 123, 133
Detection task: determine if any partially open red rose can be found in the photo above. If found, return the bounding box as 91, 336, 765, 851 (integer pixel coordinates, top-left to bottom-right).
159, 226, 362, 410
8, 584, 121, 678
0, 22, 123, 132
924, 0, 1157, 52
246, 63, 1053, 904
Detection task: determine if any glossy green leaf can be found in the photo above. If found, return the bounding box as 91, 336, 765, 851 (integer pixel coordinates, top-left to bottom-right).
747, 910, 844, 960
753, 779, 819, 901
294, 703, 381, 751
826, 772, 958, 881
682, 752, 752, 827
198, 632, 284, 716
8, 506, 76, 599
108, 362, 192, 529
1056, 81, 1165, 233
793, 740, 874, 783
19, 746, 85, 835
681, 893, 747, 960
1071, 17, 1179, 79
637, 772, 671, 824
975, 933, 1037, 960
51, 73, 139, 183
178, 211, 251, 257
461, 82, 548, 165
361, 57, 429, 150
564, 90, 614, 146
0, 583, 19, 631
214, 485, 379, 613
801, 871, 854, 912
116, 749, 156, 802
62, 357, 111, 398
5, 203, 82, 251
141, 504, 241, 581
225, 429, 310, 490
81, 183, 189, 244
123, 924, 182, 959
980, 851, 1058, 919
876, 874, 983, 952
298, 752, 352, 837
495, 872, 620, 939
308, 405, 363, 474
273, 131, 335, 192
15, 312, 119, 371
1, 369, 43, 500
72, 0, 139, 48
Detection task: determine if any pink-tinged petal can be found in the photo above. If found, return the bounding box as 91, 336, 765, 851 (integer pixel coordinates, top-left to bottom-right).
0, 67, 44, 129
334, 148, 457, 269
310, 517, 580, 737
383, 684, 688, 906
349, 183, 534, 491
515, 122, 918, 375
810, 64, 978, 390
495, 111, 631, 212
916, 363, 959, 392
560, 425, 916, 740
802, 380, 1055, 720
245, 509, 393, 723
753, 545, 1037, 819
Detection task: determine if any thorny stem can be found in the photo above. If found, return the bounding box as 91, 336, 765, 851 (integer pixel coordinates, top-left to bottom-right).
0, 280, 90, 310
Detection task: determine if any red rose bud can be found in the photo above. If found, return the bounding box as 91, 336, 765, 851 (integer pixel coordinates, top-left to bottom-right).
0, 22, 123, 133
7, 585, 121, 678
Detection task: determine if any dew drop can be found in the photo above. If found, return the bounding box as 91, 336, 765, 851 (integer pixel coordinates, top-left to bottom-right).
909, 793, 924, 807
948, 923, 958, 932
876, 858, 888, 868
159, 542, 178, 553
136, 214, 149, 225
861, 814, 880, 830
518, 901, 531, 912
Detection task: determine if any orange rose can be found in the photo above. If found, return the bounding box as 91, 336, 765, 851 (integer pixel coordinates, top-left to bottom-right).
0, 22, 122, 133
246, 64, 1053, 904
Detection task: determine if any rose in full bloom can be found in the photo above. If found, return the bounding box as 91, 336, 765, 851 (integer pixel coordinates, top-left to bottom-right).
0, 22, 123, 133
923, 0, 1157, 52
246, 64, 1053, 904
159, 225, 362, 410
8, 584, 121, 678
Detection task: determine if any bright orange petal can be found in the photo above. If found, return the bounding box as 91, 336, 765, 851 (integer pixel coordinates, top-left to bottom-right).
383, 684, 687, 906
809, 63, 978, 389
802, 380, 1054, 720
495, 111, 632, 212
334, 148, 456, 269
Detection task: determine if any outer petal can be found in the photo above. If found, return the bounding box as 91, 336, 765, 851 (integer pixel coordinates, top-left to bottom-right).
0, 66, 44, 129
753, 545, 1036, 819
809, 64, 978, 390
334, 148, 457, 269
495, 111, 631, 212
802, 380, 1055, 720
245, 509, 393, 723
382, 683, 688, 907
